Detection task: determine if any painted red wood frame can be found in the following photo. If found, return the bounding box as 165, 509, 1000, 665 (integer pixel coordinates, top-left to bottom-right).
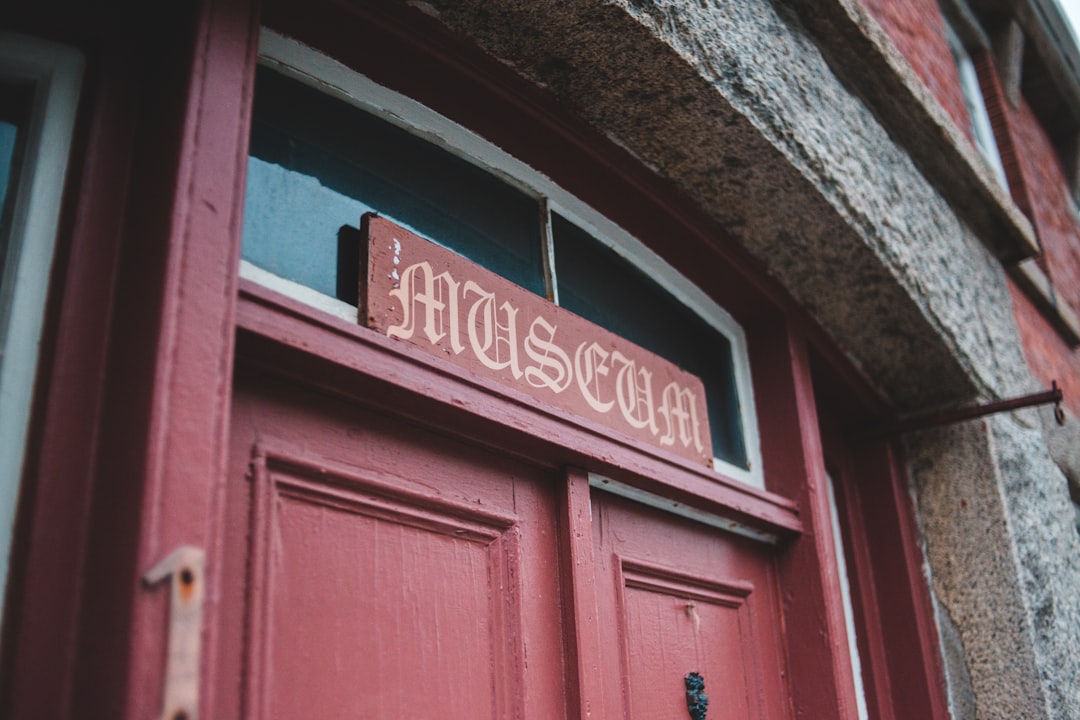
0, 0, 948, 719
814, 359, 952, 720
0, 18, 139, 718
558, 467, 607, 717
0, 1, 260, 717
219, 372, 572, 718
236, 280, 798, 535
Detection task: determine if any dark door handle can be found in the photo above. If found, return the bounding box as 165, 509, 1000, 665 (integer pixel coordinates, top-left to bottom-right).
685, 672, 709, 720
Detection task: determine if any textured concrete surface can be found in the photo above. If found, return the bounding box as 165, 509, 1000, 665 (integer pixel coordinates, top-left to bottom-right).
908, 420, 1046, 719
909, 416, 1080, 718
420, 0, 1080, 716
987, 411, 1080, 719
932, 593, 978, 720
1040, 406, 1080, 497
789, 0, 1037, 261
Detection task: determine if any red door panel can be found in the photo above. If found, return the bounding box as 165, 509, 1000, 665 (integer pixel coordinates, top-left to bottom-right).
215, 371, 794, 719
593, 492, 792, 720
215, 372, 567, 720
248, 454, 520, 719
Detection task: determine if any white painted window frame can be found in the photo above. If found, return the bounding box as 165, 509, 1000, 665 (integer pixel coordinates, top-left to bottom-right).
945, 21, 1011, 191
246, 28, 765, 489
0, 32, 84, 625
826, 471, 870, 720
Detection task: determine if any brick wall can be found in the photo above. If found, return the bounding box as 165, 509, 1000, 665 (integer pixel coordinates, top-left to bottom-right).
1010, 100, 1080, 309
1001, 97, 1080, 412
1010, 278, 1080, 416
975, 43, 1080, 408
974, 48, 1035, 217
862, 0, 1080, 412
862, 0, 974, 141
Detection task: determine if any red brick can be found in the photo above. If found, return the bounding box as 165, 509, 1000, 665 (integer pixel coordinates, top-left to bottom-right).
1009, 278, 1080, 417
861, 0, 974, 140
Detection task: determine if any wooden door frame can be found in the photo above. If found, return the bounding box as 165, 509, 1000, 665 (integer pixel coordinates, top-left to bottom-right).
0, 1, 260, 717
813, 347, 952, 720
2, 0, 949, 718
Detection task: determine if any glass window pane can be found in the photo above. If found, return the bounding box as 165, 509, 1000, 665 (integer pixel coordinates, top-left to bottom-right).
553, 213, 747, 468
243, 67, 545, 301
0, 82, 33, 286
0, 34, 83, 635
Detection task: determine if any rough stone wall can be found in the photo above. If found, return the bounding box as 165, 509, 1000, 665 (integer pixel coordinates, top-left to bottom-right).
908, 413, 1080, 719
421, 0, 1080, 716
854, 2, 1080, 709
987, 412, 1080, 719
909, 420, 1050, 718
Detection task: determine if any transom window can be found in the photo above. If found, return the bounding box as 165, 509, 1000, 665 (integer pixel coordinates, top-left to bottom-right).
241, 30, 761, 485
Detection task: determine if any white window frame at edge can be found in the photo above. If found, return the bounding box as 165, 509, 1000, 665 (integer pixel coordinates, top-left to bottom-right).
945, 21, 1011, 191
244, 28, 765, 490
0, 32, 84, 631
826, 471, 870, 720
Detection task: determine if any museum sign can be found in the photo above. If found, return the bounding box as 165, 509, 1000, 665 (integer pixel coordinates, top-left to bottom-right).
361, 215, 714, 466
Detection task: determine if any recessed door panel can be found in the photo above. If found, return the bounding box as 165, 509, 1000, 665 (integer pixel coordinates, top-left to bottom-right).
216, 371, 793, 720
594, 492, 792, 720
216, 372, 566, 720
248, 455, 519, 720
620, 561, 756, 719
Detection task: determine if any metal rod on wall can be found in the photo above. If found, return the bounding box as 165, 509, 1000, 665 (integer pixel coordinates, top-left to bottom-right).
853, 381, 1065, 441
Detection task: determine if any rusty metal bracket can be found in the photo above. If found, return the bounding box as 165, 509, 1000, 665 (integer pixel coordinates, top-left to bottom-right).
854, 381, 1065, 441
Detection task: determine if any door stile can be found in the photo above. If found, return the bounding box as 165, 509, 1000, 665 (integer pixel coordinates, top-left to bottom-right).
825, 444, 895, 720
749, 320, 861, 720
848, 441, 950, 719
118, 1, 260, 718
240, 446, 273, 720
557, 467, 608, 720
816, 391, 950, 720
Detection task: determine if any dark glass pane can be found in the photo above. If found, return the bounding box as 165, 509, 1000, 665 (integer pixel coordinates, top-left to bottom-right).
242, 67, 545, 300
0, 82, 34, 286
553, 214, 748, 468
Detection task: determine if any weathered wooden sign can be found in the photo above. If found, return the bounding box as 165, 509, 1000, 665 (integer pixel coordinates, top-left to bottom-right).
360, 215, 714, 466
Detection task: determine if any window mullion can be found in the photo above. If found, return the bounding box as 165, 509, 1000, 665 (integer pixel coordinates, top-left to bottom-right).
541, 196, 559, 305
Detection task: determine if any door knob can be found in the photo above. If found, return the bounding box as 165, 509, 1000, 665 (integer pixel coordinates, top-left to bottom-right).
685, 672, 708, 720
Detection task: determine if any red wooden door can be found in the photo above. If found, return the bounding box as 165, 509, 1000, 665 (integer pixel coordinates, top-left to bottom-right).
214, 370, 793, 719
591, 491, 792, 720
214, 370, 568, 719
